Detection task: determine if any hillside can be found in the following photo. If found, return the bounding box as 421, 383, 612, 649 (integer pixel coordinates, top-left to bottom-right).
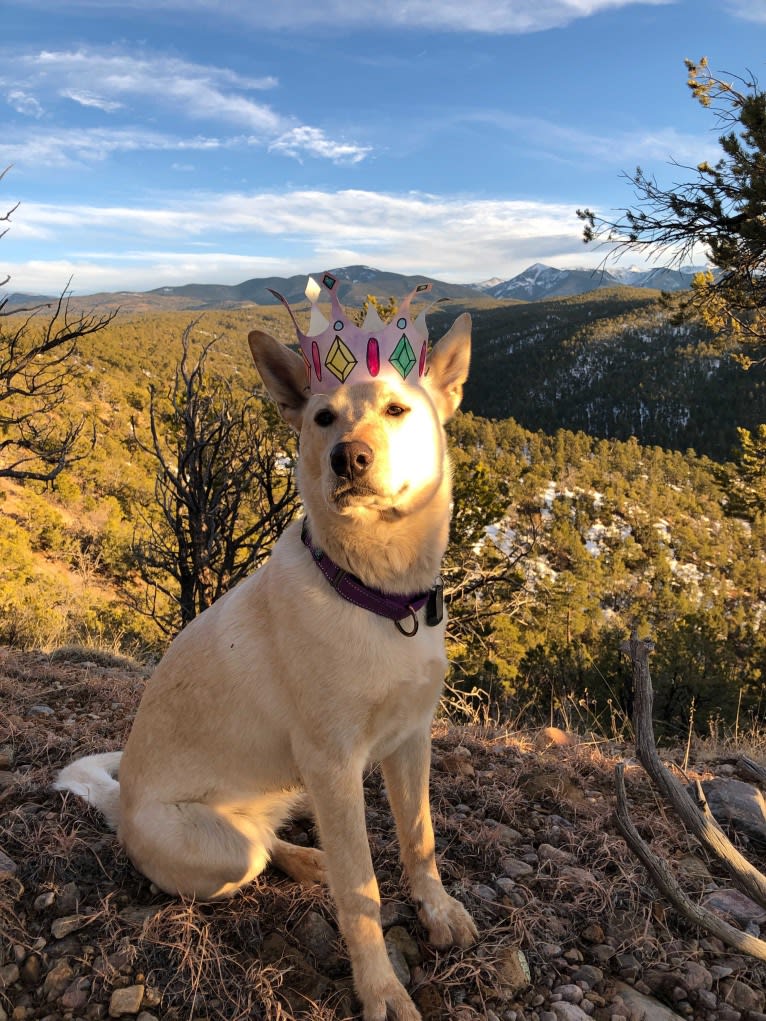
427, 289, 766, 461
1, 648, 765, 1021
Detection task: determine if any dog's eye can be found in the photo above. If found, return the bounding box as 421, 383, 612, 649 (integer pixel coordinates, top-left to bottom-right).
386, 404, 408, 417
314, 409, 336, 427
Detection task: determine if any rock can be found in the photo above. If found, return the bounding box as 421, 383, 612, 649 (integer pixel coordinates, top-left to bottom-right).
485, 820, 522, 845
493, 947, 531, 993
679, 960, 712, 993
500, 856, 534, 879
108, 984, 145, 1017
720, 978, 765, 1013
0, 746, 12, 769
581, 923, 604, 943
385, 939, 410, 987
439, 748, 475, 777
550, 1004, 592, 1021
703, 888, 766, 927
55, 881, 80, 914
51, 914, 93, 939
293, 910, 338, 965
538, 843, 575, 865
0, 771, 17, 789
27, 704, 55, 716
535, 726, 578, 750
61, 976, 91, 1010
34, 891, 56, 911
19, 955, 41, 985
0, 964, 19, 989
385, 926, 421, 967
553, 984, 584, 1004
0, 848, 17, 879
43, 959, 75, 1000
698, 778, 766, 845
612, 981, 686, 1021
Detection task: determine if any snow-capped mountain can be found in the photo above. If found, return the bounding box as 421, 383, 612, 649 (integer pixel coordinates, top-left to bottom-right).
480, 263, 706, 301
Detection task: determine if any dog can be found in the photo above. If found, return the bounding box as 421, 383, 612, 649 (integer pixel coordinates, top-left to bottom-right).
55, 288, 476, 1021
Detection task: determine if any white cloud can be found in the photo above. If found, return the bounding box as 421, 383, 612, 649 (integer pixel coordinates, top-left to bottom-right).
269, 127, 372, 165
6, 89, 44, 118
0, 127, 229, 168
725, 0, 766, 22
4, 187, 594, 292
60, 89, 123, 112
4, 48, 371, 166
4, 0, 675, 33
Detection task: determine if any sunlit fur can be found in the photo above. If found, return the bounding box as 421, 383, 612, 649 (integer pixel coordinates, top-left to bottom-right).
55, 312, 475, 1021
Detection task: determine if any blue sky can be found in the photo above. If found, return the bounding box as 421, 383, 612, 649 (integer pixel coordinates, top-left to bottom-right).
2, 0, 765, 295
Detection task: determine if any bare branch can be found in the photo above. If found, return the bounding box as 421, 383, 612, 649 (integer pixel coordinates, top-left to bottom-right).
614, 763, 766, 962
620, 632, 766, 909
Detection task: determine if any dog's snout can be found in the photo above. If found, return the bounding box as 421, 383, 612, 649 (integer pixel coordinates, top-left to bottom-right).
330, 441, 374, 480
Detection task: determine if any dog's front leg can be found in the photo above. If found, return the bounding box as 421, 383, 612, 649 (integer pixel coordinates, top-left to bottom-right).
306, 765, 422, 1021
382, 727, 478, 949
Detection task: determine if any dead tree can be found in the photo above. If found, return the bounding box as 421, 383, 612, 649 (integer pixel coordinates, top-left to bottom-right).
1, 170, 116, 483
614, 633, 766, 961
131, 323, 299, 636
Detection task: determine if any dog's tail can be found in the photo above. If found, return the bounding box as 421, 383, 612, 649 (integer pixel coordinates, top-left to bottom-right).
53, 751, 123, 830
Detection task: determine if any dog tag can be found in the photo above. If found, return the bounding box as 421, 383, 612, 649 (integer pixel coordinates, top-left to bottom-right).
426, 578, 444, 627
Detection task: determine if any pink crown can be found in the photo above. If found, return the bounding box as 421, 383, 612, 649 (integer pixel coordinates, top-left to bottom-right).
269, 271, 437, 394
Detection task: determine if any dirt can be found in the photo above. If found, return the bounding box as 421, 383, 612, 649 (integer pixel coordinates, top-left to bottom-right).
1, 647, 765, 1021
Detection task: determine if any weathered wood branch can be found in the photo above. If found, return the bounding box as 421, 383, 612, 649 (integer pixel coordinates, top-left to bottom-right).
614, 763, 766, 962
619, 633, 766, 911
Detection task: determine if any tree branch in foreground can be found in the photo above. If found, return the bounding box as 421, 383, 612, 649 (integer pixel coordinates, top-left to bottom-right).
614, 632, 766, 961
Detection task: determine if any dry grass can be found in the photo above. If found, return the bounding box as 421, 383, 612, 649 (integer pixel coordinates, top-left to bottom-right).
2, 648, 766, 1020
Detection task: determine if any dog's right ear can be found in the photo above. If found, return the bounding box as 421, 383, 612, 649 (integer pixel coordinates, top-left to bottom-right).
248, 330, 308, 431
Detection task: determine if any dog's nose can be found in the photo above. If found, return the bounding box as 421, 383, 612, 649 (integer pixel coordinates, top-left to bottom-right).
330, 441, 374, 480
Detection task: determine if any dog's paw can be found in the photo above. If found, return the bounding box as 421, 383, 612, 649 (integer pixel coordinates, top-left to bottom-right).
417, 890, 478, 949
361, 979, 421, 1021
270, 840, 327, 886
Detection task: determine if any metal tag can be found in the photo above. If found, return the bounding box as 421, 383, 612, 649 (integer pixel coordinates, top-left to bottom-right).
425, 578, 444, 627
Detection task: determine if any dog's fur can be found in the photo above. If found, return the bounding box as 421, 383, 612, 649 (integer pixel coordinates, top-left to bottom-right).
55, 312, 475, 1021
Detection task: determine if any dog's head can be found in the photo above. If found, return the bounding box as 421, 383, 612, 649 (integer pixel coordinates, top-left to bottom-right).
248, 313, 471, 525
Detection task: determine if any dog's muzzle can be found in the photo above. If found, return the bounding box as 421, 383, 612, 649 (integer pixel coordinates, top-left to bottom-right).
330, 441, 374, 480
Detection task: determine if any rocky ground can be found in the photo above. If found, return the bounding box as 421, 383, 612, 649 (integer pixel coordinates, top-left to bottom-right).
1, 646, 766, 1021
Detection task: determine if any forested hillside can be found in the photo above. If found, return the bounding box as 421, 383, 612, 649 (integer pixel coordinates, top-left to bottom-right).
432, 289, 766, 460
0, 299, 763, 737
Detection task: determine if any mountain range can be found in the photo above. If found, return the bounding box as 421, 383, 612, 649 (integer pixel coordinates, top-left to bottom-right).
3, 262, 706, 312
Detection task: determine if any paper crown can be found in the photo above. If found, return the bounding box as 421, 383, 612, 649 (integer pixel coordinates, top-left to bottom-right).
268, 271, 437, 394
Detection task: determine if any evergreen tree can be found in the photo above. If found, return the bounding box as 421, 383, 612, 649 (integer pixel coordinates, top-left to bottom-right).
578, 58, 766, 364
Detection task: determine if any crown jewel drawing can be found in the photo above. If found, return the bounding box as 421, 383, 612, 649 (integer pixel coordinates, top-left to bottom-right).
268, 272, 436, 394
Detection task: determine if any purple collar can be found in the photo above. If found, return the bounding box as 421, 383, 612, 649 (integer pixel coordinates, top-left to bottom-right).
301, 519, 442, 637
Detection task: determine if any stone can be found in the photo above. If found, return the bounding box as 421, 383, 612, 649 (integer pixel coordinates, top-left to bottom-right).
385, 940, 410, 988
43, 959, 75, 1000
554, 984, 584, 1004
0, 772, 16, 789
61, 976, 91, 1010
680, 960, 712, 992
485, 821, 522, 845
538, 843, 574, 865
612, 981, 686, 1021
109, 984, 145, 1017
0, 746, 12, 769
698, 778, 766, 845
384, 926, 421, 966
720, 978, 765, 1013
500, 856, 534, 879
550, 1004, 592, 1021
52, 914, 93, 939
572, 965, 603, 987
581, 923, 604, 943
34, 891, 56, 911
535, 726, 578, 750
293, 910, 338, 965
0, 964, 19, 989
703, 888, 766, 928
55, 881, 81, 914
493, 948, 531, 993
0, 848, 17, 880
19, 955, 41, 985
27, 704, 54, 716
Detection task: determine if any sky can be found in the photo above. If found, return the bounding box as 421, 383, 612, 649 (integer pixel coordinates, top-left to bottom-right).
2, 0, 765, 295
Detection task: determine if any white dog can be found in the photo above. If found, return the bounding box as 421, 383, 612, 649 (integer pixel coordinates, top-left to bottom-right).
56, 278, 476, 1021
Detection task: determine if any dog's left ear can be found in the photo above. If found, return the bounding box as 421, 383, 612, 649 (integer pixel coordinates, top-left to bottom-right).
426, 312, 472, 423
248, 330, 308, 431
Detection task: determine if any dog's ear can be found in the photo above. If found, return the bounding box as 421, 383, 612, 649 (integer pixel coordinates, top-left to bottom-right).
248, 330, 308, 430
426, 312, 472, 422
